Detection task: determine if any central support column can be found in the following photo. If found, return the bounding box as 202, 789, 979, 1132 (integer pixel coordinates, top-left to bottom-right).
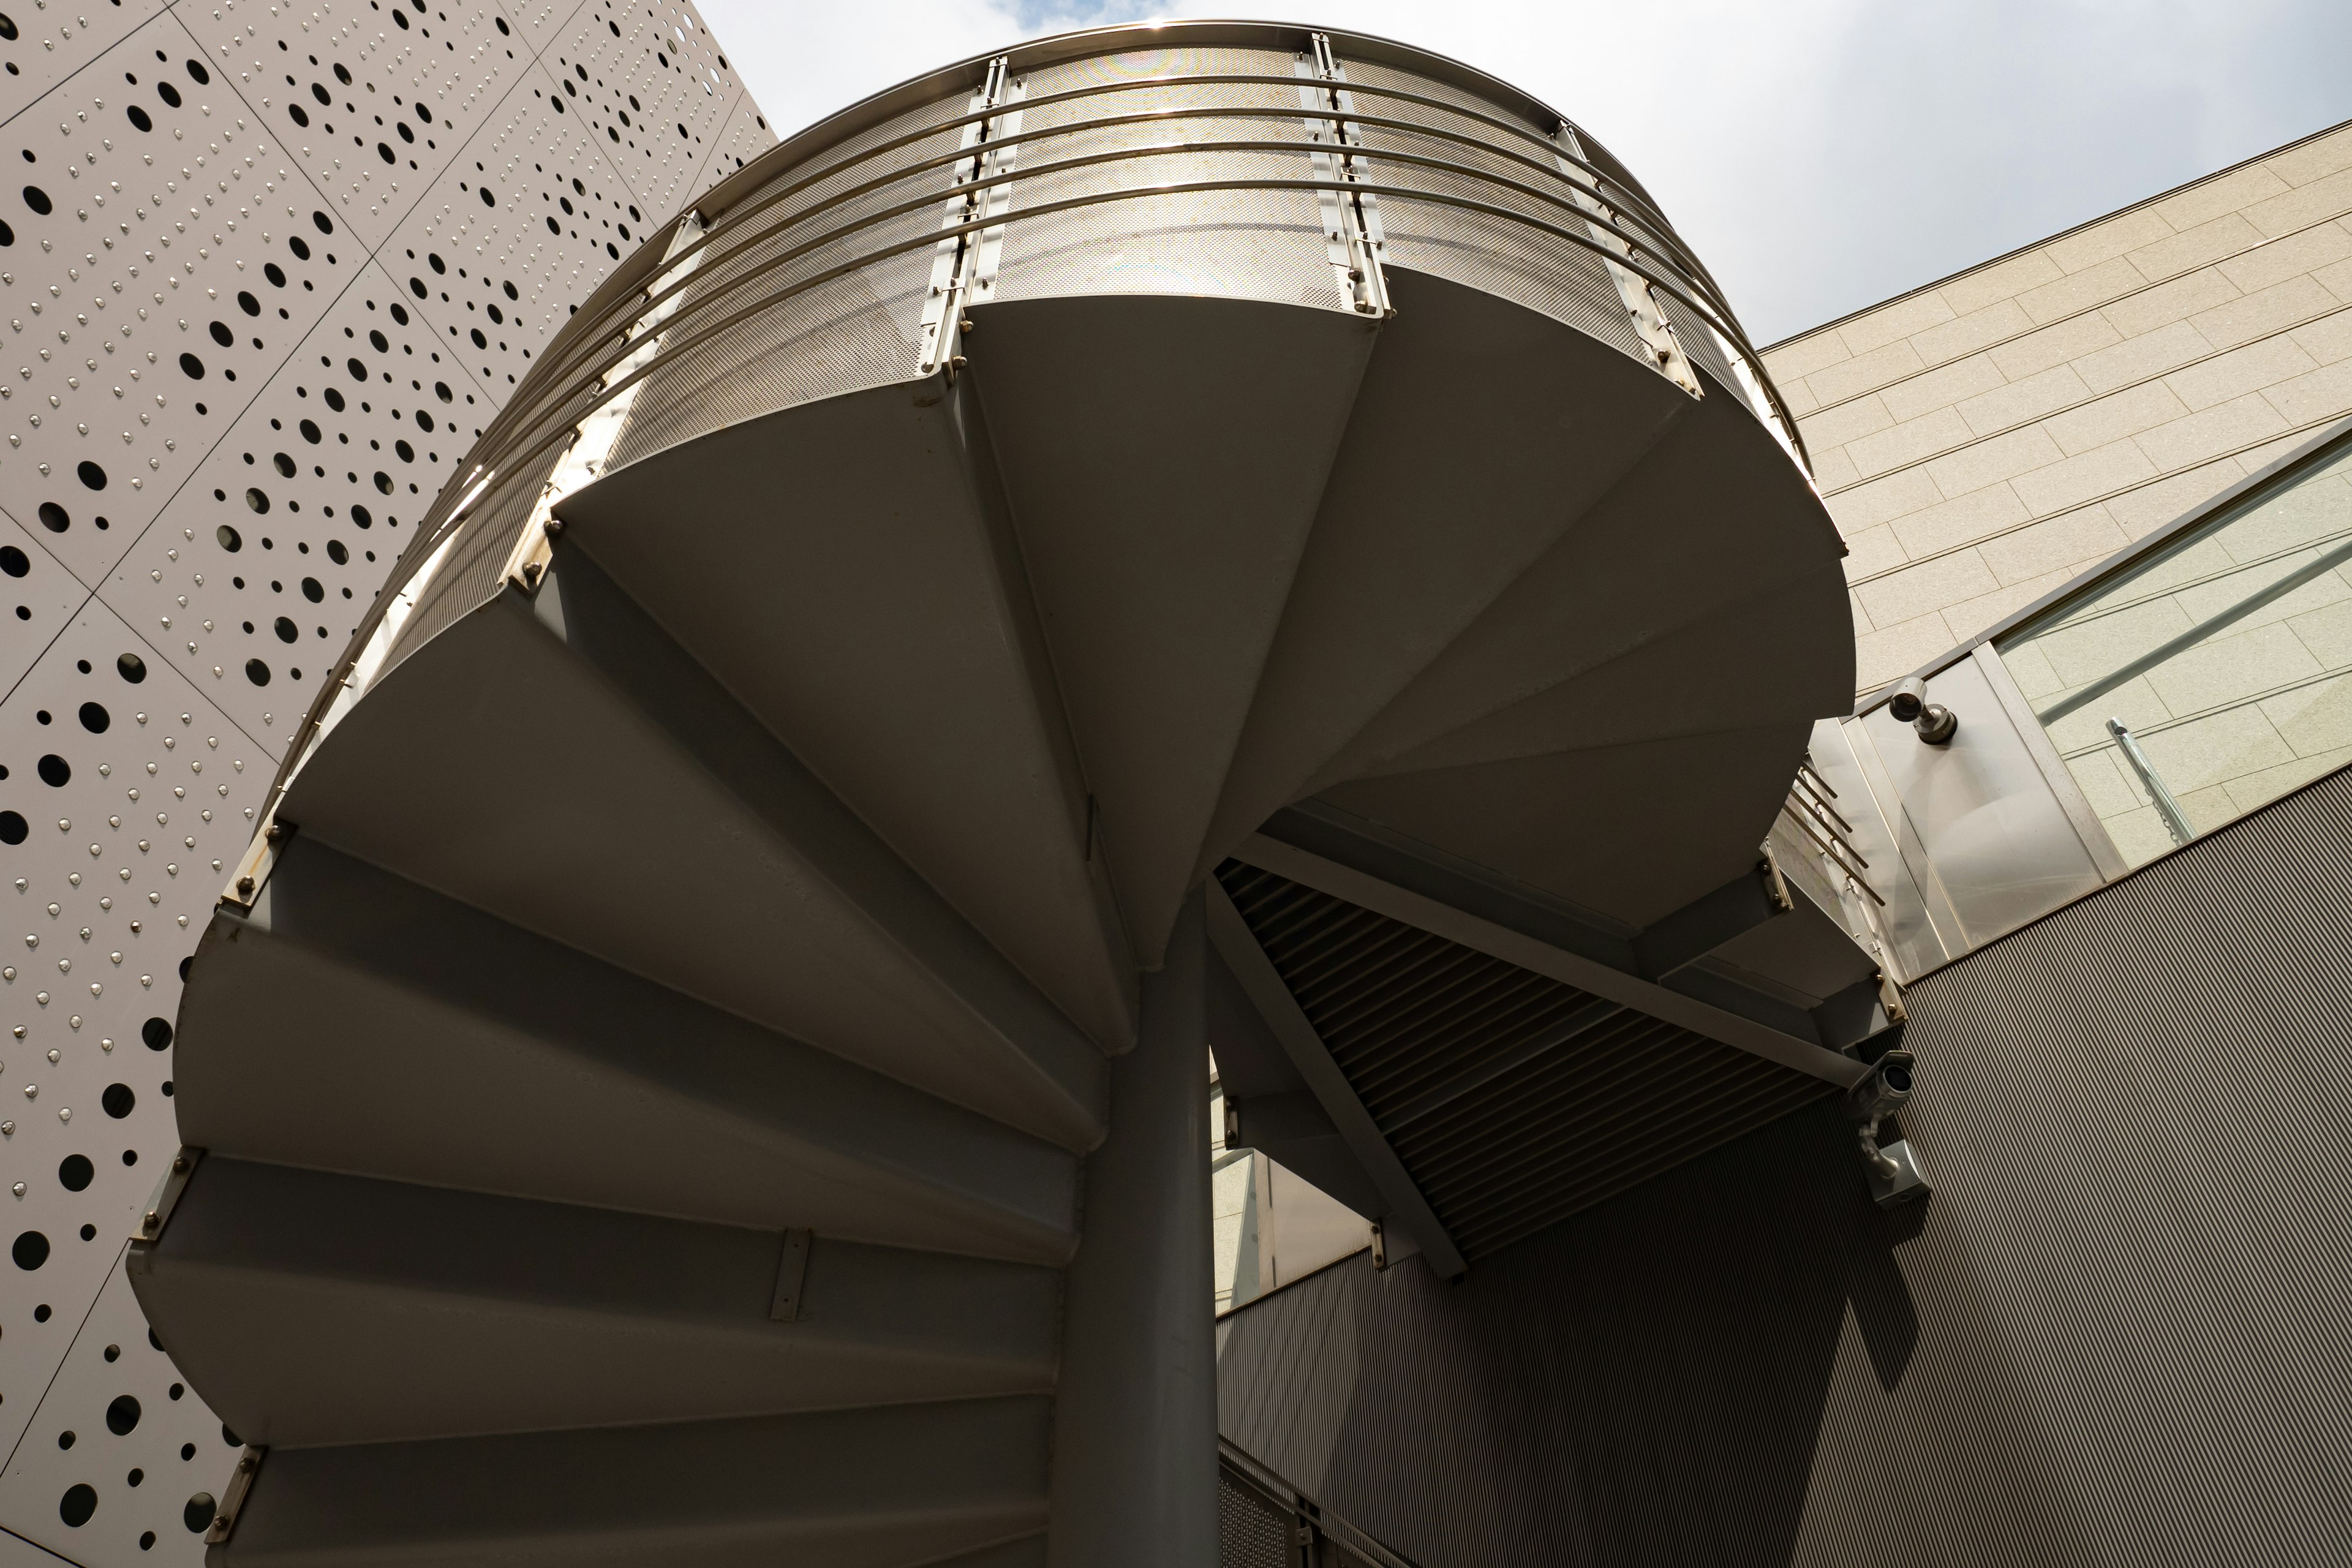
1047, 891, 1217, 1566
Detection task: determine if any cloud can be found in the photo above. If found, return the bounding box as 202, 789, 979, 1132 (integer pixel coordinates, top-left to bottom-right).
699, 0, 2352, 341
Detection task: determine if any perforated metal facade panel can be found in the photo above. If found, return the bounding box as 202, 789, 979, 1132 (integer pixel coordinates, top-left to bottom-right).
1218, 1469, 1292, 1568
0, 5, 763, 1562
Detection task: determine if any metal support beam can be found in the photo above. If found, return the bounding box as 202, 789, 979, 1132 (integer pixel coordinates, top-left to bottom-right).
1233, 833, 1868, 1090
1205, 881, 1469, 1280
1632, 858, 1791, 980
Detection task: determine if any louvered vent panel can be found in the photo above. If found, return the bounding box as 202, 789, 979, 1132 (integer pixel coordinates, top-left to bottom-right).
1217, 861, 1831, 1258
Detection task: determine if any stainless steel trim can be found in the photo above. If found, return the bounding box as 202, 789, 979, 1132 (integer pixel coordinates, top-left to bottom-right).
2106, 718, 2195, 847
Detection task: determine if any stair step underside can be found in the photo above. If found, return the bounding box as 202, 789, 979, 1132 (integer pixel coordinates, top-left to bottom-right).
277, 551, 1108, 1152
198, 1395, 1052, 1568
129, 1158, 1061, 1449
554, 377, 1139, 1058
178, 839, 1080, 1264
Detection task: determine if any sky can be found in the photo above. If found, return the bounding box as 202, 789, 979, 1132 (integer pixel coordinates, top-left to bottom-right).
697, 1, 2352, 345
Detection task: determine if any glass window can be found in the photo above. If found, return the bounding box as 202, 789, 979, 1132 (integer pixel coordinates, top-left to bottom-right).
1997, 432, 2352, 867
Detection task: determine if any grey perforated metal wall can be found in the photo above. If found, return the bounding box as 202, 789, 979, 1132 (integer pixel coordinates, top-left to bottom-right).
0, 5, 767, 1562
1217, 757, 2352, 1568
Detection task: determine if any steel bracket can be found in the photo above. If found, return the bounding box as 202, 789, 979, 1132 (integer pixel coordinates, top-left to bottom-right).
220, 814, 292, 911
508, 211, 712, 593
1865, 1139, 1931, 1207
921, 56, 1023, 375
204, 1446, 266, 1546
132, 1146, 203, 1245
1553, 124, 1700, 396
1297, 34, 1393, 317
770, 1229, 812, 1321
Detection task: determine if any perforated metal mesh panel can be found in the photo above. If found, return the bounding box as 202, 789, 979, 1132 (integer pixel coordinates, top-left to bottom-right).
180, 0, 527, 252
601, 89, 964, 468
380, 62, 638, 397
545, 0, 739, 225
101, 266, 475, 754
0, 4, 763, 1561
989, 45, 1342, 313
1338, 60, 1640, 363
695, 91, 776, 200
0, 1, 170, 130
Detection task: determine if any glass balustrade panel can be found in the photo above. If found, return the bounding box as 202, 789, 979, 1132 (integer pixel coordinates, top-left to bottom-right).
1997, 434, 2352, 867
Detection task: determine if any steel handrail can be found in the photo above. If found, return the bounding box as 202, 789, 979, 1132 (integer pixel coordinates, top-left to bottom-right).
473, 71, 1783, 533
262, 168, 1803, 821
521, 137, 1700, 443
465, 163, 1789, 635
514, 105, 1741, 453
454, 168, 1798, 572
1791, 772, 1855, 836
1785, 785, 1866, 869
482, 141, 1796, 530
664, 70, 1739, 337
1780, 800, 1885, 907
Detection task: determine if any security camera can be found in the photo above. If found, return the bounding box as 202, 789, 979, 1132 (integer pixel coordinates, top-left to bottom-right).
1845, 1048, 1913, 1128
1886, 677, 1958, 745
1846, 1047, 1929, 1204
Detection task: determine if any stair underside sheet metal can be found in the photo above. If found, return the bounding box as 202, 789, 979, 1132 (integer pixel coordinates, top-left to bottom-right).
131, 21, 1860, 1566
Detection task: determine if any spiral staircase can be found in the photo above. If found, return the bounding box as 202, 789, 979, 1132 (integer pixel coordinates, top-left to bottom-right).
124, 22, 1875, 1566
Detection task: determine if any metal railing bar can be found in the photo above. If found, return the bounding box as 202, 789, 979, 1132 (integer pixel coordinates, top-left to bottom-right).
1780, 801, 1885, 902
1792, 773, 1855, 835
1784, 782, 1864, 861
266, 172, 1794, 813
696, 96, 1721, 305
688, 69, 1730, 317
2034, 531, 2352, 726
517, 116, 1741, 447
2059, 662, 2352, 758
2011, 520, 2352, 639
450, 167, 1786, 544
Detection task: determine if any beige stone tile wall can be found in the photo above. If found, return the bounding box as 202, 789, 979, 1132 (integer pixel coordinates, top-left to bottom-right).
1762, 119, 2352, 696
